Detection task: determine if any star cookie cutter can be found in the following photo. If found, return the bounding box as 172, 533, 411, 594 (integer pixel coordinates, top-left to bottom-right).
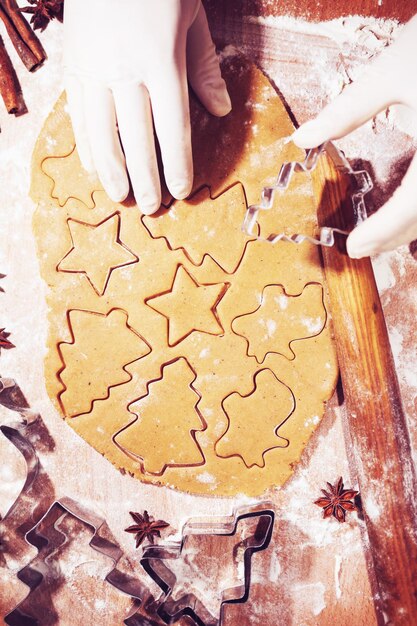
242, 141, 373, 246
140, 503, 275, 626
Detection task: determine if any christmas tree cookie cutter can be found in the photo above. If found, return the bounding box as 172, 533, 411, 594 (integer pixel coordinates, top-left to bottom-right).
242, 141, 373, 246
0, 382, 146, 624
4, 496, 151, 625
140, 503, 275, 626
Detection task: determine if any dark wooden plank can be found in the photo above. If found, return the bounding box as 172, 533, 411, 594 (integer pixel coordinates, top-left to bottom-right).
312, 153, 417, 625
203, 0, 415, 25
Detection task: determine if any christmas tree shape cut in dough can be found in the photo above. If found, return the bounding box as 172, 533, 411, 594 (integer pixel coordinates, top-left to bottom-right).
59, 309, 151, 417
215, 369, 295, 467
113, 358, 206, 475
232, 283, 326, 362
143, 184, 251, 274
146, 265, 228, 346
58, 213, 138, 296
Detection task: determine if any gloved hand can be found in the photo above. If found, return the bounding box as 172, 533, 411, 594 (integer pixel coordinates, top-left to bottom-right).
63, 0, 231, 214
292, 14, 417, 259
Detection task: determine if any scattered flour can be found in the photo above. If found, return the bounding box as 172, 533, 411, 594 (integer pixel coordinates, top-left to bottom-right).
364, 493, 382, 522
334, 554, 343, 599
276, 294, 289, 309
292, 581, 327, 616
245, 14, 399, 48
301, 316, 323, 334
196, 471, 216, 484
266, 319, 277, 336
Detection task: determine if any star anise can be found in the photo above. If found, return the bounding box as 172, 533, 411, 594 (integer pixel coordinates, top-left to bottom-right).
314, 477, 359, 523
0, 274, 5, 293
125, 510, 169, 548
0, 329, 15, 352
20, 0, 64, 32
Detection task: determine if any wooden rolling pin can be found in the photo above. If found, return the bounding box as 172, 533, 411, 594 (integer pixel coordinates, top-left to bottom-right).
312, 152, 417, 625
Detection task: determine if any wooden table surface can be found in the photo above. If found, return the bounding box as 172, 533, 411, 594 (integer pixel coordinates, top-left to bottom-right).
204, 0, 416, 25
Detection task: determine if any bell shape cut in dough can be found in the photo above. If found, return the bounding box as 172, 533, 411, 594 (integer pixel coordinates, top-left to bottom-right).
215, 369, 295, 468
232, 283, 326, 362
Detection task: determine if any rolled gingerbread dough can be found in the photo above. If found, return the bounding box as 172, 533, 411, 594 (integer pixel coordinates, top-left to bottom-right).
31, 55, 338, 497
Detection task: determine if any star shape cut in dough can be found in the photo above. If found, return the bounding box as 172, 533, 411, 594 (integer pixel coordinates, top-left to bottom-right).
58, 213, 138, 295
146, 265, 228, 346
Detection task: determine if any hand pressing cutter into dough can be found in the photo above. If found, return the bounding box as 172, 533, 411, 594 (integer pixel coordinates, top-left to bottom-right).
242, 141, 372, 248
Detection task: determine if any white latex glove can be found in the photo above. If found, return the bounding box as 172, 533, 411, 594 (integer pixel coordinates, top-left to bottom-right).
292, 14, 417, 259
63, 0, 231, 214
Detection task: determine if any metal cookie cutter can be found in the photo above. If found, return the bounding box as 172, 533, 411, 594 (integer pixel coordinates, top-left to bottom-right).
140, 503, 275, 626
0, 376, 40, 423
4, 496, 150, 626
242, 141, 373, 246
0, 385, 145, 625
0, 396, 154, 625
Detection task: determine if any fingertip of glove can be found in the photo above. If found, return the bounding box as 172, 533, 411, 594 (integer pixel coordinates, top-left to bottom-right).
109, 189, 130, 203
140, 202, 162, 216
291, 120, 327, 149
168, 179, 193, 201
346, 230, 377, 259
207, 86, 232, 117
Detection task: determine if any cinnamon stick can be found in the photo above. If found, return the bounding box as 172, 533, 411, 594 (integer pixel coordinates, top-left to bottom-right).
0, 0, 46, 71
0, 34, 25, 114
